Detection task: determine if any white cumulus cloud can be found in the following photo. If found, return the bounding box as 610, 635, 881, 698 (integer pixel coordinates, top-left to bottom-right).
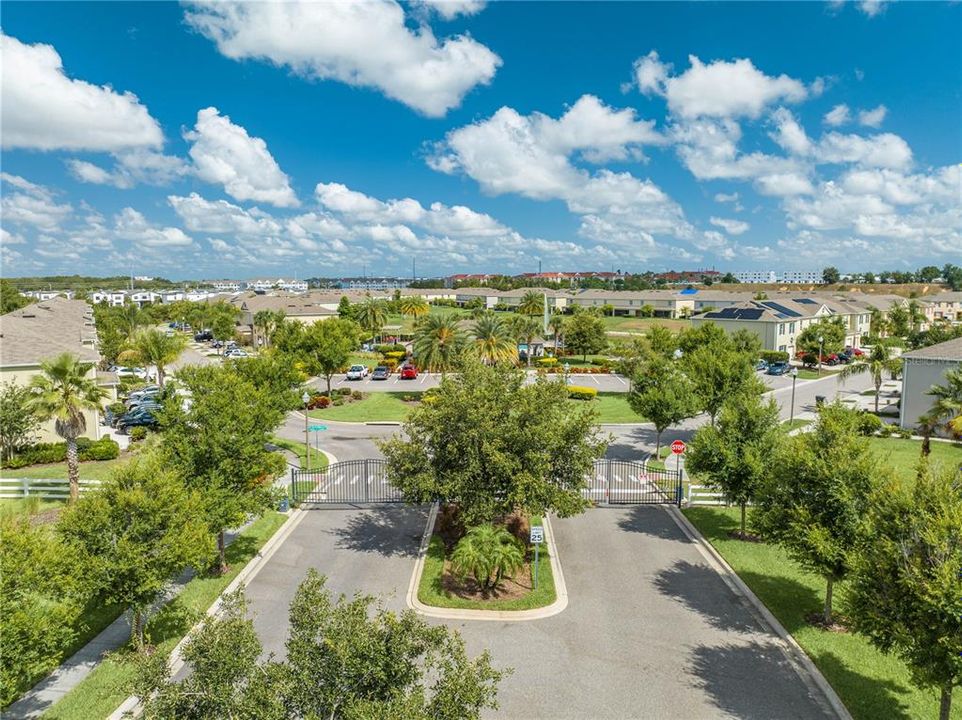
709, 216, 750, 235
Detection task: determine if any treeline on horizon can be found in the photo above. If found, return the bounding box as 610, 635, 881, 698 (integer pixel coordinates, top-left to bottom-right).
4, 274, 180, 291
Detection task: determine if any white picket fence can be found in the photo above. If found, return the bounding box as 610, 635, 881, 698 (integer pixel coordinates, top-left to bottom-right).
686, 484, 729, 506
0, 477, 102, 500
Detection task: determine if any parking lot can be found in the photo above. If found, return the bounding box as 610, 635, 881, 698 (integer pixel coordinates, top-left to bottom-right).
243, 505, 840, 720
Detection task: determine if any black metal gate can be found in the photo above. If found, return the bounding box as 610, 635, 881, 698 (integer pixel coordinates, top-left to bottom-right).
584, 459, 682, 506
290, 459, 403, 504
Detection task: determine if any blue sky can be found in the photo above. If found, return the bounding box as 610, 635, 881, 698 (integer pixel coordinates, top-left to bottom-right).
1, 1, 959, 280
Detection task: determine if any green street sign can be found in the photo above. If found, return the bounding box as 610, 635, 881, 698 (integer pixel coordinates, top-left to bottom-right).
308, 424, 328, 432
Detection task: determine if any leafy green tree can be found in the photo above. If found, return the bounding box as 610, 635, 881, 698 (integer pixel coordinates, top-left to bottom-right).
451, 524, 525, 591
355, 296, 387, 342
720, 272, 739, 284
206, 301, 241, 349
252, 309, 284, 348
925, 366, 962, 439
300, 318, 361, 395
28, 353, 108, 502
822, 266, 840, 284
413, 314, 467, 375
906, 299, 926, 333
686, 390, 782, 536
336, 295, 354, 320
730, 329, 762, 356
471, 314, 517, 365
517, 290, 543, 316
0, 381, 40, 461
848, 462, 962, 720
888, 303, 910, 337
839, 343, 903, 413
677, 322, 727, 355
627, 357, 698, 457
93, 304, 130, 367
613, 336, 650, 391
162, 365, 285, 573
942, 263, 962, 291
564, 310, 606, 360
380, 362, 606, 525
796, 317, 846, 355
754, 404, 886, 624
645, 324, 677, 358
681, 343, 759, 425
0, 279, 32, 314
119, 328, 187, 387
868, 307, 889, 338
58, 452, 211, 648
230, 351, 306, 415
0, 513, 88, 706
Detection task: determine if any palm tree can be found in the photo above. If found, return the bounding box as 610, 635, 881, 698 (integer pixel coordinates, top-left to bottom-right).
117, 302, 144, 338
517, 290, 543, 317
868, 307, 888, 338
906, 299, 925, 333
508, 315, 541, 367
413, 314, 466, 375
119, 328, 187, 387
28, 353, 108, 502
471, 315, 518, 365
926, 367, 962, 440
252, 309, 284, 348
549, 313, 566, 353
839, 343, 903, 413
397, 295, 429, 322
451, 524, 525, 591
355, 296, 387, 343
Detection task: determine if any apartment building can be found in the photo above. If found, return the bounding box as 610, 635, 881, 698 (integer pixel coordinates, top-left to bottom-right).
780, 271, 822, 284
899, 336, 962, 434
733, 271, 777, 284
90, 290, 128, 306
924, 292, 962, 323
245, 278, 308, 293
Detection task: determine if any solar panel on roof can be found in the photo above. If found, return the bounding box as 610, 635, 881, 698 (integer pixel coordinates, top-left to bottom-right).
794, 298, 818, 304
760, 301, 801, 318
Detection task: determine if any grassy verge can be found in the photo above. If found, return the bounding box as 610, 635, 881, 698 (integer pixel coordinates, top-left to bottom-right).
417, 517, 556, 611
796, 368, 839, 380
269, 436, 330, 471
782, 418, 813, 432
866, 436, 962, 480
601, 316, 690, 334
567, 392, 638, 424
308, 392, 419, 423
0, 455, 130, 481
683, 507, 957, 720
44, 512, 288, 720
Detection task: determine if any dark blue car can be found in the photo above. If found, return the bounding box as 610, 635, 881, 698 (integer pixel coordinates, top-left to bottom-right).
767, 362, 791, 376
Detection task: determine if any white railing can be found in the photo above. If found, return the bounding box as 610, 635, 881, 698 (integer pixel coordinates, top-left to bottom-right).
686, 484, 729, 506
0, 477, 102, 499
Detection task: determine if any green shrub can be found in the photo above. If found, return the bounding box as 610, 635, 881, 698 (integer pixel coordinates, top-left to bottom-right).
332, 397, 345, 406
567, 385, 598, 400
373, 343, 400, 354
857, 413, 884, 436
536, 357, 558, 367
760, 350, 789, 364
590, 358, 610, 367
336, 387, 352, 397
450, 524, 524, 591
878, 423, 896, 437
383, 359, 399, 371
129, 427, 148, 442
896, 427, 913, 439
107, 401, 126, 416
350, 390, 364, 401
81, 438, 120, 461
384, 350, 406, 359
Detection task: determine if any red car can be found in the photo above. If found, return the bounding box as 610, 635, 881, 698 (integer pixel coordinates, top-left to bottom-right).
400, 365, 418, 380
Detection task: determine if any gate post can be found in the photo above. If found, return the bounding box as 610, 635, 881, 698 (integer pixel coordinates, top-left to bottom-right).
290, 467, 296, 504
605, 460, 612, 506
675, 467, 683, 506
363, 459, 370, 502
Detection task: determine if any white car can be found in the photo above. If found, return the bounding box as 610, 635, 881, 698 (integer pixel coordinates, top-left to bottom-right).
109, 365, 148, 379
225, 348, 249, 358
345, 364, 369, 380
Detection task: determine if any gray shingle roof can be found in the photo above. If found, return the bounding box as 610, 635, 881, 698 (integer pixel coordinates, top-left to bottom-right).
901, 337, 962, 361
1, 297, 100, 367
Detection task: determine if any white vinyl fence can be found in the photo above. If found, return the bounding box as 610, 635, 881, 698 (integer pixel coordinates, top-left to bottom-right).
0, 477, 102, 500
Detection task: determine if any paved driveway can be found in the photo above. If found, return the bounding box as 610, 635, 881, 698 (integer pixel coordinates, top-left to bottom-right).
242, 505, 837, 719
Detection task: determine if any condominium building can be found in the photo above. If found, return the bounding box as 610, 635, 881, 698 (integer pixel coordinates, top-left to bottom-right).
899, 336, 962, 434
780, 271, 822, 284
733, 271, 777, 284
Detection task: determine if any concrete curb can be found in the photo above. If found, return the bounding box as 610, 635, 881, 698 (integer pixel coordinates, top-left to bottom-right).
664, 506, 853, 720
108, 452, 339, 719
406, 507, 568, 622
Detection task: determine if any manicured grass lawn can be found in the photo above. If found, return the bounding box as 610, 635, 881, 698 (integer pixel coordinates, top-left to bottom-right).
308, 392, 420, 423
683, 506, 958, 720
0, 455, 130, 481
418, 516, 556, 611
866, 437, 962, 480
568, 392, 639, 424
44, 512, 288, 720
269, 436, 329, 471
601, 316, 690, 334
0, 496, 65, 517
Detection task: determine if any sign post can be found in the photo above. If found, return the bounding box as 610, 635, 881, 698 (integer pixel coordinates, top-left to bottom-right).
530, 525, 544, 590
669, 440, 686, 505
307, 424, 327, 468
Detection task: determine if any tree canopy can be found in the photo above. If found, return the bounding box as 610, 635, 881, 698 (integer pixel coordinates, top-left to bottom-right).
380, 361, 607, 524
796, 316, 847, 355
564, 310, 607, 360
627, 356, 698, 457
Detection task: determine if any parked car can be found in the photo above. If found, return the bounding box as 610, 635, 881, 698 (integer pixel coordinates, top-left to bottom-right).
371, 365, 390, 380
224, 348, 248, 358
126, 391, 161, 409
754, 359, 769, 372
194, 330, 213, 342
400, 364, 418, 380
767, 362, 791, 376
117, 408, 158, 433
109, 365, 148, 379
346, 364, 369, 380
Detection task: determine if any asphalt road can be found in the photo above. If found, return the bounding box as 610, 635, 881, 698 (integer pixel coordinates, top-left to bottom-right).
241, 505, 838, 720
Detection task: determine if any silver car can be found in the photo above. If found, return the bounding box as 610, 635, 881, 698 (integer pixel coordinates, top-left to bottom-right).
345, 364, 369, 380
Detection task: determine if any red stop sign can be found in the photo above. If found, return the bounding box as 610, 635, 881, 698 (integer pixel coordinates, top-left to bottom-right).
670, 440, 686, 455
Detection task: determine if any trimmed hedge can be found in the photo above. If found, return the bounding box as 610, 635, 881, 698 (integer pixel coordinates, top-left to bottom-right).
760, 350, 789, 364
567, 385, 598, 400
537, 357, 559, 367
857, 413, 884, 436
2, 438, 121, 469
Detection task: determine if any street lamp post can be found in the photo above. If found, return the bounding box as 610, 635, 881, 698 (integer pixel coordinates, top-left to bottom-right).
301, 391, 311, 471
563, 362, 570, 385
817, 335, 824, 377
789, 368, 798, 425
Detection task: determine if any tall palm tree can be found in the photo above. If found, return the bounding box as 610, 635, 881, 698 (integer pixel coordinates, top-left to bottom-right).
517, 290, 544, 316
397, 295, 429, 322
471, 314, 518, 365
926, 366, 962, 440
906, 299, 925, 333
549, 313, 566, 353
868, 307, 888, 338
28, 353, 108, 502
252, 309, 284, 348
355, 296, 387, 343
413, 314, 466, 375
839, 343, 903, 413
119, 328, 187, 387
508, 315, 541, 367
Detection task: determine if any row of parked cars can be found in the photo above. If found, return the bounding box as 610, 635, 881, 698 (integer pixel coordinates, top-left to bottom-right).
106, 385, 163, 433
755, 346, 866, 376
193, 329, 249, 358
345, 363, 418, 381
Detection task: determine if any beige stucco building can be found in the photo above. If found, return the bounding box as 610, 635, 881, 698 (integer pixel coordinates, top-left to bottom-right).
899, 337, 962, 434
